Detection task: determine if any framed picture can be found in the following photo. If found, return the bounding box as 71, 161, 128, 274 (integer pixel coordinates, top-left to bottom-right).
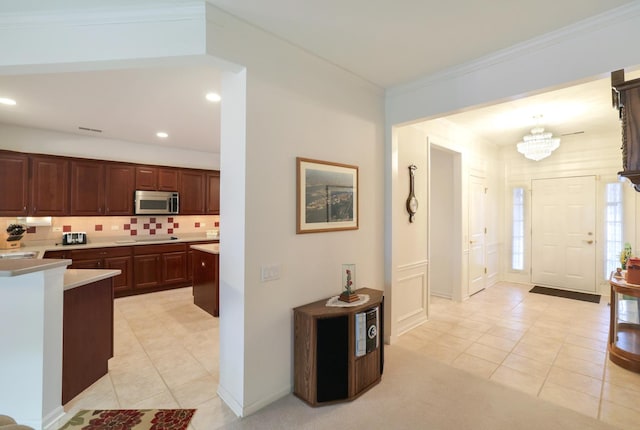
296, 157, 359, 234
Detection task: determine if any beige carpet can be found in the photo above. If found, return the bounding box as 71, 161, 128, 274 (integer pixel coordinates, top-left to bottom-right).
221, 345, 619, 430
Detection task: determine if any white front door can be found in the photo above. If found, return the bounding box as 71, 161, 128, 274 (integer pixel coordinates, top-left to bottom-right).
469, 176, 486, 296
531, 176, 596, 292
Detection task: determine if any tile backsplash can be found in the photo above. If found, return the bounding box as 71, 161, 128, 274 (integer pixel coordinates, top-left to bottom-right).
1, 215, 219, 244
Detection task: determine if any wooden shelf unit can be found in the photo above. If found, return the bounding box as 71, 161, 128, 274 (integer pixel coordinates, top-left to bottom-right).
609, 274, 640, 373
293, 288, 384, 406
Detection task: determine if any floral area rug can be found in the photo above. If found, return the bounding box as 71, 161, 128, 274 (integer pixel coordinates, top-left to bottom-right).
57, 409, 196, 430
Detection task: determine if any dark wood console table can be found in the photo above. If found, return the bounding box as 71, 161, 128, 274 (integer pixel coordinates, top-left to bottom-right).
609, 274, 640, 373
293, 288, 384, 406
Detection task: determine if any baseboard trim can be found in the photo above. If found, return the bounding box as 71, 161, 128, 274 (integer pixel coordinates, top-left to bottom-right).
217, 383, 291, 418
42, 405, 65, 430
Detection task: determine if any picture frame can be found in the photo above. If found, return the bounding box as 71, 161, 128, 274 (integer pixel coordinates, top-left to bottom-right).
296, 157, 359, 234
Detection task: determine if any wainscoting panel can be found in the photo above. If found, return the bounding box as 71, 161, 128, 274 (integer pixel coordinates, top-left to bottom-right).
394, 260, 428, 336
487, 242, 499, 287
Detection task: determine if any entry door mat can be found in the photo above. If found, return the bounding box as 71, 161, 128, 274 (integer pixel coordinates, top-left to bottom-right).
529, 286, 601, 303
58, 409, 196, 430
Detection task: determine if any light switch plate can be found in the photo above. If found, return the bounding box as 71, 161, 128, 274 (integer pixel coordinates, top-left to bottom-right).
261, 264, 281, 282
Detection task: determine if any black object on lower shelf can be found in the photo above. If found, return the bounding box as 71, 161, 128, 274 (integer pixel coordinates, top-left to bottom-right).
316, 316, 348, 402
529, 286, 601, 303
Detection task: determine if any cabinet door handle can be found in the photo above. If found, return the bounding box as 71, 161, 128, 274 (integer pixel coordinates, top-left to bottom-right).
201, 261, 206, 268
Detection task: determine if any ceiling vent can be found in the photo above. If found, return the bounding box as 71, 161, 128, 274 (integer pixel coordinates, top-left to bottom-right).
78, 126, 102, 133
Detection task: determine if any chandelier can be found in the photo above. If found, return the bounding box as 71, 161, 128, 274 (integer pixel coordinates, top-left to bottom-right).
516, 126, 560, 161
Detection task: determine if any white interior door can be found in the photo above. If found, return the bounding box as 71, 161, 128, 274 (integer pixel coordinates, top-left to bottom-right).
469, 176, 486, 296
531, 176, 596, 292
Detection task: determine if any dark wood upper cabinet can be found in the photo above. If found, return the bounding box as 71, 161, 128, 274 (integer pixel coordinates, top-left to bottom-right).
135, 166, 156, 190
30, 155, 69, 216
105, 164, 134, 215
206, 171, 220, 215
0, 152, 29, 216
135, 166, 179, 191
0, 151, 69, 216
180, 170, 206, 214
70, 159, 105, 215
158, 168, 179, 191
0, 150, 217, 217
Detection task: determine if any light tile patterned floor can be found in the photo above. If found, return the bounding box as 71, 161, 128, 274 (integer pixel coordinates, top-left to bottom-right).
399, 282, 640, 428
55, 286, 234, 430
53, 282, 640, 429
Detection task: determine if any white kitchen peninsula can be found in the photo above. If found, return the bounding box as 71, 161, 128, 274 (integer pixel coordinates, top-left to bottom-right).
0, 259, 121, 430
0, 258, 70, 430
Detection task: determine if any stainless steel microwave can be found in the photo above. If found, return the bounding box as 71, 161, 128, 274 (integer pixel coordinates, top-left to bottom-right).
134, 190, 179, 215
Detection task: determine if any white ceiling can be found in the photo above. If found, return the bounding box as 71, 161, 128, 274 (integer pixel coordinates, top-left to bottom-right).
0, 0, 636, 153
0, 66, 222, 153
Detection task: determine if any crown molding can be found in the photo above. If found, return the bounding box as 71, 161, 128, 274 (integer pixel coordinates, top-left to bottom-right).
386, 1, 640, 98
0, 1, 205, 28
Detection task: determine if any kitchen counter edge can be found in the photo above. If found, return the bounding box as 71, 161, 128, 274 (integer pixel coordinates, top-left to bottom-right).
8, 236, 219, 259
190, 244, 220, 254
64, 269, 122, 290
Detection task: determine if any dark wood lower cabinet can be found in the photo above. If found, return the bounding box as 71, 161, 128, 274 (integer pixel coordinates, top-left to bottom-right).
294, 288, 384, 406
62, 278, 114, 405
192, 249, 219, 317
105, 255, 133, 295
45, 241, 217, 298
133, 243, 188, 293
133, 253, 163, 290
162, 251, 189, 284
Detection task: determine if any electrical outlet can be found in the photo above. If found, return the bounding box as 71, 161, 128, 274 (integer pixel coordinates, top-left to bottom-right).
261, 264, 281, 282
52, 226, 62, 232
111, 225, 119, 230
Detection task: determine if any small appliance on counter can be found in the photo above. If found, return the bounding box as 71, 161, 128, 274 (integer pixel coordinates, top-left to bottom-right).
62, 231, 87, 245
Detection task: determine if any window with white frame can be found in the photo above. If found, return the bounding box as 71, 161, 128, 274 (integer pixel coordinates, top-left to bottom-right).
511, 187, 525, 271
605, 182, 623, 278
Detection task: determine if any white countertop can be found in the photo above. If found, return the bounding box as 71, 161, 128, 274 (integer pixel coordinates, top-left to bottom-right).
190, 243, 219, 254
0, 259, 120, 291
5, 234, 219, 259
0, 258, 71, 277
64, 269, 122, 290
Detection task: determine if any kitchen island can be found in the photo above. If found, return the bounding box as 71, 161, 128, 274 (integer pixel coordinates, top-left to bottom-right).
0, 259, 120, 430
191, 243, 219, 317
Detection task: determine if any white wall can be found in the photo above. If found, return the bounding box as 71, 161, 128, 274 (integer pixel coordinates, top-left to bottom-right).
0, 123, 220, 170
203, 6, 384, 413
430, 146, 455, 298
413, 119, 500, 300
390, 125, 429, 340
0, 1, 385, 417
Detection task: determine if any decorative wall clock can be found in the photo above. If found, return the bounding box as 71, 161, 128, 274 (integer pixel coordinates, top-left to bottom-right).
406, 164, 418, 222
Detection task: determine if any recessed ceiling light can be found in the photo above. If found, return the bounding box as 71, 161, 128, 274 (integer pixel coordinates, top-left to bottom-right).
205, 92, 221, 103
156, 132, 168, 138
0, 97, 16, 106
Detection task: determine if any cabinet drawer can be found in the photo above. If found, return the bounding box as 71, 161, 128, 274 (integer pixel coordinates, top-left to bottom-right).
71, 246, 131, 260
133, 243, 186, 255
